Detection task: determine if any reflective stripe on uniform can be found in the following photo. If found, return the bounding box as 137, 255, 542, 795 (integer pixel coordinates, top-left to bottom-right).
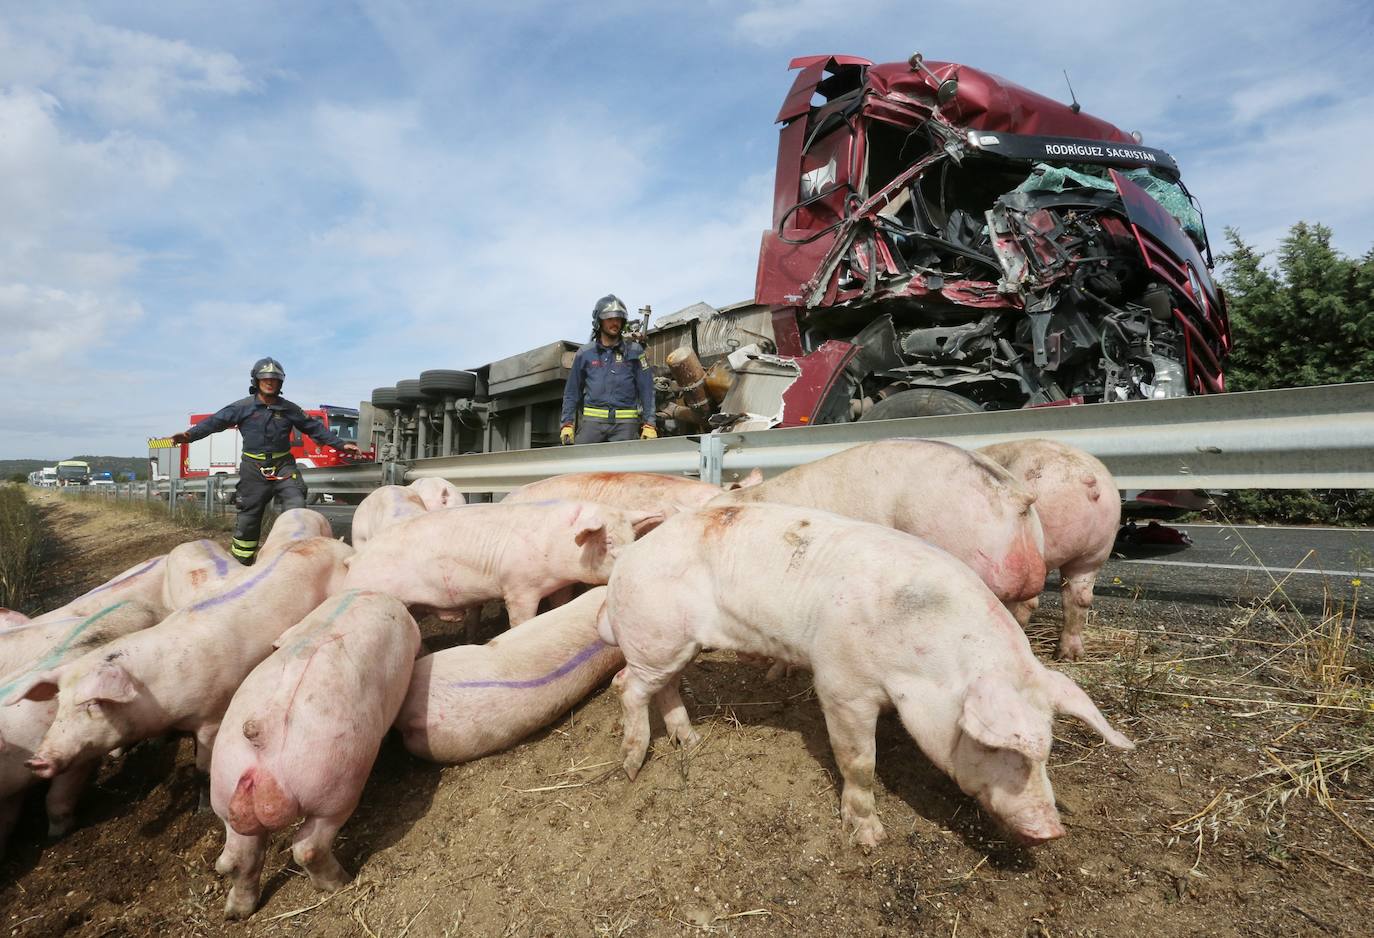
243, 450, 291, 460
582, 407, 641, 421
230, 538, 259, 558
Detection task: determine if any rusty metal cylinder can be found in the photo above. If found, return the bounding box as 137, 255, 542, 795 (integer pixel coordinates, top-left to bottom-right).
666, 403, 705, 431
666, 347, 709, 411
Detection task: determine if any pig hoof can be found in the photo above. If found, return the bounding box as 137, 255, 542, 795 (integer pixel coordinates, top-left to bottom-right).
223, 891, 258, 920
1056, 638, 1085, 661
845, 815, 887, 850
763, 662, 786, 682
671, 726, 702, 749
46, 814, 75, 840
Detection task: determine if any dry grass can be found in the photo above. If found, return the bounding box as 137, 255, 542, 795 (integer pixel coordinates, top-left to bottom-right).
61, 487, 234, 535
0, 484, 50, 612
1106, 506, 1374, 868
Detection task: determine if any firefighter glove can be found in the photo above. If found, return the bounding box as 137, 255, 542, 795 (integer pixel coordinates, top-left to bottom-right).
171, 432, 191, 445
560, 425, 575, 445
640, 425, 658, 440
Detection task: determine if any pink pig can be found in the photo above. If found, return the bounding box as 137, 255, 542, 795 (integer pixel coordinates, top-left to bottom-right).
210, 590, 419, 919
407, 475, 464, 510
259, 508, 334, 556
503, 471, 748, 518
161, 539, 237, 611
710, 439, 1046, 604
31, 555, 170, 623
13, 537, 354, 783
600, 504, 1133, 848
0, 599, 162, 857
0, 609, 29, 630
397, 587, 623, 763
350, 485, 428, 549
980, 439, 1121, 660
342, 501, 662, 627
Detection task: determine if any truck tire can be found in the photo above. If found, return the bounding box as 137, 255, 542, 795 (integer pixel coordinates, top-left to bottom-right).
859, 387, 983, 421
372, 386, 403, 409
419, 369, 477, 397
395, 379, 429, 405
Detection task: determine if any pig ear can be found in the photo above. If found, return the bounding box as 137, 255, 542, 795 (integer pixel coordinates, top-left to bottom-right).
73, 663, 137, 706
628, 510, 666, 537
572, 508, 608, 547
726, 468, 764, 490
1042, 669, 1135, 750
958, 676, 1052, 761
2, 669, 65, 706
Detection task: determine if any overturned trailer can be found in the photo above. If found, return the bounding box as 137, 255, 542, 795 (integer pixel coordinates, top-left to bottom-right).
364, 52, 1231, 465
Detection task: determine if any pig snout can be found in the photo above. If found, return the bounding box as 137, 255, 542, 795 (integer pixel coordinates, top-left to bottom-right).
1005, 809, 1066, 847
25, 755, 61, 779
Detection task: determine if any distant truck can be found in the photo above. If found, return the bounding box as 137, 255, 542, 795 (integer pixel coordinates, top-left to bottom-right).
55, 460, 91, 487
177, 404, 373, 480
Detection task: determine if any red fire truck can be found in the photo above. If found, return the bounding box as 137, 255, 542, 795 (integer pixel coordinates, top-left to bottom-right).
179, 405, 373, 479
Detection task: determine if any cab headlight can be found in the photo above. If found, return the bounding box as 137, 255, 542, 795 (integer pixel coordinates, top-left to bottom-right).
1145, 355, 1188, 399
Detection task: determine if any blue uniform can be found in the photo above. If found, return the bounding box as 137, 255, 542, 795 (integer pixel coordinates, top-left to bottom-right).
186, 396, 347, 454
560, 340, 655, 434
186, 395, 346, 563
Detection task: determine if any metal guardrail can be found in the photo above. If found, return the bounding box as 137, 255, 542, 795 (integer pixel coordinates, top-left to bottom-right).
62, 382, 1374, 505
407, 381, 1374, 492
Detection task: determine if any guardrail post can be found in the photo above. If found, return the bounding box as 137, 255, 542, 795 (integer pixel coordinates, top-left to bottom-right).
168, 478, 179, 514
383, 460, 406, 486
144, 480, 151, 504
206, 476, 218, 520
698, 435, 724, 486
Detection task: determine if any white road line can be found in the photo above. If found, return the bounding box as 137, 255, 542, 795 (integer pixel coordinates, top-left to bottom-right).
1114, 558, 1367, 577
1176, 523, 1374, 535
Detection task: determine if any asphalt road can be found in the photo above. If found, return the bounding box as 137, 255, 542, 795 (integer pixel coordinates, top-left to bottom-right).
314, 503, 1370, 614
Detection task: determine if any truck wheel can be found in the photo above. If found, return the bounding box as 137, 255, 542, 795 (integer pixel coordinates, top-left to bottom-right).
372, 386, 403, 409
859, 388, 983, 421
396, 379, 430, 405
419, 369, 477, 397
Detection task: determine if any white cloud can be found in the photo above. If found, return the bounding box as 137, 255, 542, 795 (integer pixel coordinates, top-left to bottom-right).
0, 283, 142, 368
1228, 72, 1343, 126
0, 10, 255, 125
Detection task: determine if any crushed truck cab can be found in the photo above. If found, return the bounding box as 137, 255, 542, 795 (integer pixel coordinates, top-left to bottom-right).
751, 53, 1230, 425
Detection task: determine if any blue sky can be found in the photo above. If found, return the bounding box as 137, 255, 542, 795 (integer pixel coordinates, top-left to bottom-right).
2, 0, 1371, 459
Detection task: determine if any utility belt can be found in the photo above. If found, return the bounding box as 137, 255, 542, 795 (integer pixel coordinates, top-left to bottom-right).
582, 406, 642, 422
242, 450, 294, 481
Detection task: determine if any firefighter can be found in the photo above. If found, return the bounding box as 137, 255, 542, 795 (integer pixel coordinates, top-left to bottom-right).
169, 357, 360, 565
560, 295, 657, 445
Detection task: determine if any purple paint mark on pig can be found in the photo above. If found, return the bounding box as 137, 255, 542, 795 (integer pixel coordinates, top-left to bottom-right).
448, 641, 607, 690
200, 540, 230, 577
86, 557, 163, 596
189, 550, 286, 612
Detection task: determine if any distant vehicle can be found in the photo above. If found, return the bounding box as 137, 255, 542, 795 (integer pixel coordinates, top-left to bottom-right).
179, 405, 374, 479
55, 460, 91, 487
89, 479, 116, 490
39, 467, 58, 487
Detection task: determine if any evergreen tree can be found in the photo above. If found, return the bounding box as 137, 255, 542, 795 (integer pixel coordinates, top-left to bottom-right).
1214, 224, 1374, 525
1220, 223, 1374, 391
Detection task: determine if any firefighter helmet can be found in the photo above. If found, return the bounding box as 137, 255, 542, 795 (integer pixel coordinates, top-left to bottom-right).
251, 357, 286, 381
249, 357, 286, 395
593, 295, 628, 322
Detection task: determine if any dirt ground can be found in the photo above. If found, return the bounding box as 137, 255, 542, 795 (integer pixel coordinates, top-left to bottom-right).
2, 492, 1371, 937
